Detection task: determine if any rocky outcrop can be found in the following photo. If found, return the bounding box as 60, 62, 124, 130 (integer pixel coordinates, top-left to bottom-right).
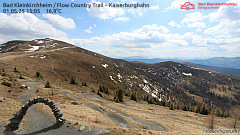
7, 97, 66, 130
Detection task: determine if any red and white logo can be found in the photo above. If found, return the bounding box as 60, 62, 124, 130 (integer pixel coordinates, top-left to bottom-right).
180, 2, 195, 10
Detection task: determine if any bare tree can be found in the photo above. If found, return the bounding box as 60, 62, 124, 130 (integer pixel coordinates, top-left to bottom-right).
232, 107, 240, 129
209, 102, 214, 129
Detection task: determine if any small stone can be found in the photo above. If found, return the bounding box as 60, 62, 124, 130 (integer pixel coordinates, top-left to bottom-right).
55, 112, 63, 118
74, 122, 78, 125
33, 98, 38, 103
142, 125, 148, 129
104, 130, 110, 134
78, 125, 85, 131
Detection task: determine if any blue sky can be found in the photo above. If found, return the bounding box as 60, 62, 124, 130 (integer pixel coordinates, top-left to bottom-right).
0, 0, 239, 59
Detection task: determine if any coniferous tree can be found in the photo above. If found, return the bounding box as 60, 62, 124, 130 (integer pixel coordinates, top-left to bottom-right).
169, 103, 174, 110
14, 67, 17, 72
19, 75, 24, 79
114, 89, 124, 102
45, 81, 51, 88
97, 90, 103, 98
130, 93, 137, 101
70, 77, 76, 84
35, 71, 43, 78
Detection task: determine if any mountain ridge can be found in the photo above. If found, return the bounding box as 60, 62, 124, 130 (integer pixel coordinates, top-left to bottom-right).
0, 39, 239, 129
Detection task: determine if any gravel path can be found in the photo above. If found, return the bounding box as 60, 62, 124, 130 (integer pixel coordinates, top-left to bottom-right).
4, 81, 109, 135
12, 81, 217, 134
54, 88, 133, 128
82, 93, 206, 128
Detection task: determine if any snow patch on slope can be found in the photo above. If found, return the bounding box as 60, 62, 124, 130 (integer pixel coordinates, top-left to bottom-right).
182, 72, 192, 76
102, 64, 108, 68
109, 76, 117, 83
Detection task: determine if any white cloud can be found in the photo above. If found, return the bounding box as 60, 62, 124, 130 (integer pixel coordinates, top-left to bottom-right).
114, 17, 129, 21
205, 1, 240, 38
42, 14, 76, 29
86, 1, 125, 20
181, 12, 208, 23
84, 24, 97, 33
128, 8, 143, 16
85, 26, 93, 33
0, 13, 69, 43
187, 22, 206, 28
168, 21, 181, 28
181, 12, 207, 31
72, 24, 208, 50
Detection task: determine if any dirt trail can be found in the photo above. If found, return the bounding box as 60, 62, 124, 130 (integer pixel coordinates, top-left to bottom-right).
54, 88, 133, 129
4, 81, 108, 135
55, 88, 167, 131
82, 93, 205, 127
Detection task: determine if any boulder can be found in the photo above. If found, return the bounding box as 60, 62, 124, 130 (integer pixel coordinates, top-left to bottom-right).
43, 99, 49, 104
9, 118, 21, 124
49, 100, 55, 105
55, 112, 63, 118
8, 123, 19, 130
33, 98, 38, 103
78, 125, 85, 131
52, 105, 58, 111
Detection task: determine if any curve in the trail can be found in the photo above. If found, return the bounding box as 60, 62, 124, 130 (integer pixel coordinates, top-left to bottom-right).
55, 89, 167, 131
82, 93, 206, 128
54, 88, 133, 129
16, 81, 168, 131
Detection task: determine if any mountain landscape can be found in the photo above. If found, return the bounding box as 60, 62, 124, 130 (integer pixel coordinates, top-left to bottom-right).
124, 57, 240, 69
0, 38, 239, 134
124, 57, 240, 78
183, 62, 240, 78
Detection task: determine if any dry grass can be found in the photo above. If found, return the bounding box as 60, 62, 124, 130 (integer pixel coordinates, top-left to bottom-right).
28, 86, 121, 129
0, 45, 239, 134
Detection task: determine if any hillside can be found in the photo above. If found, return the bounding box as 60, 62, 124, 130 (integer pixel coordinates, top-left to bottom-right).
0, 38, 239, 134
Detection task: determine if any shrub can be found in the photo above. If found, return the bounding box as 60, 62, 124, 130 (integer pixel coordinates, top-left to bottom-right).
35, 71, 43, 78
169, 103, 174, 110
2, 81, 12, 87
82, 81, 87, 87
183, 105, 188, 111
130, 93, 137, 102
71, 101, 78, 105
19, 75, 24, 79
114, 89, 124, 102
14, 67, 18, 72
45, 81, 51, 88
200, 105, 208, 115
70, 77, 77, 84
99, 85, 110, 94
97, 90, 103, 98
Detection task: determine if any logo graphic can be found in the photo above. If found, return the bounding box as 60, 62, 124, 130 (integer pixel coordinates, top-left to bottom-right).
180, 2, 195, 10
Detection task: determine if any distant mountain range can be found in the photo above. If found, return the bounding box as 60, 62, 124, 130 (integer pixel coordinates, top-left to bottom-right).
124, 57, 240, 77
124, 57, 240, 69
183, 62, 240, 78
